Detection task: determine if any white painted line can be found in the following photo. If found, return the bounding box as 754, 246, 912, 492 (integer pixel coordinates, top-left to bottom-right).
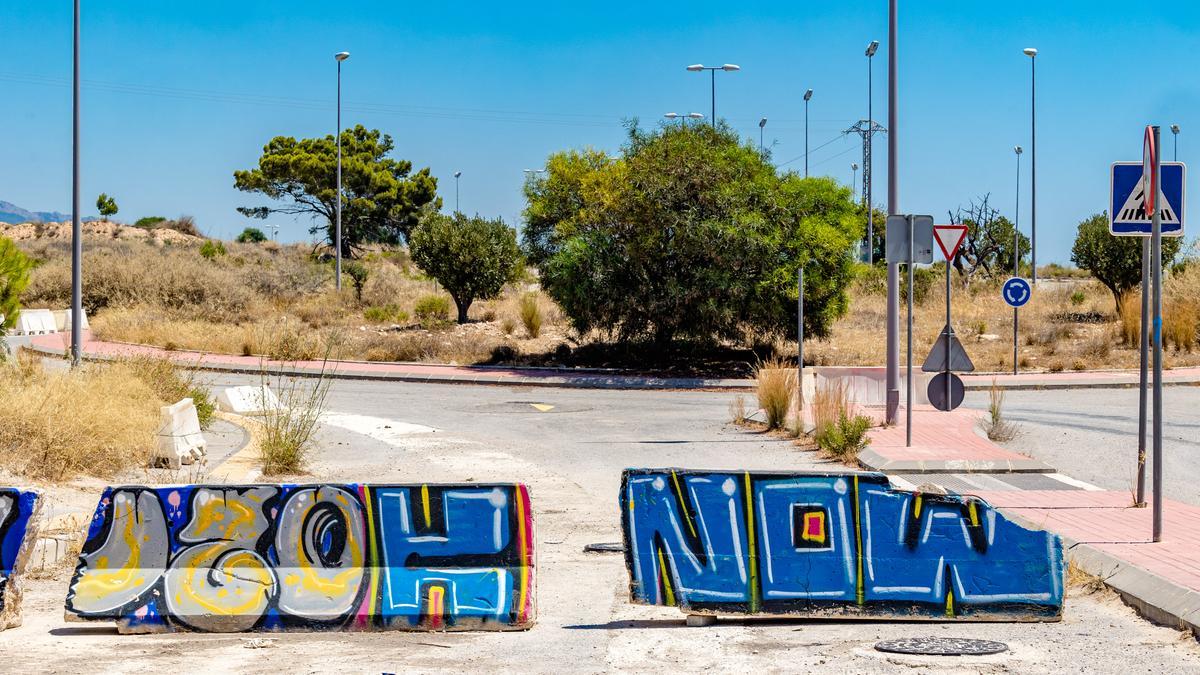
1045, 473, 1103, 491
320, 412, 436, 447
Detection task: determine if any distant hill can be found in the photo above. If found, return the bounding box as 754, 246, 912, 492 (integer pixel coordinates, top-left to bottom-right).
0, 200, 79, 224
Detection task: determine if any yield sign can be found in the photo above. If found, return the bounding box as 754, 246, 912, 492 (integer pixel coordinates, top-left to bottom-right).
933, 224, 968, 261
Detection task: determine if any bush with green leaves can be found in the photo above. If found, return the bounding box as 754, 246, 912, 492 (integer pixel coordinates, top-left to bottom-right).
0, 236, 32, 335
96, 193, 118, 220
413, 294, 451, 326
409, 213, 524, 323
199, 240, 227, 259
342, 260, 369, 302
814, 412, 872, 460
524, 122, 861, 344
135, 216, 167, 229
363, 304, 408, 324
1071, 212, 1181, 312
236, 227, 268, 243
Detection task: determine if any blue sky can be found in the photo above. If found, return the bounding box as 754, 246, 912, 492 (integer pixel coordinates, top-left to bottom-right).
3, 1, 1198, 263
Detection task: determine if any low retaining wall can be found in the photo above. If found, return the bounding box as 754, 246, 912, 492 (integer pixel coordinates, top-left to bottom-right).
65, 483, 535, 633
620, 469, 1063, 621
0, 488, 41, 630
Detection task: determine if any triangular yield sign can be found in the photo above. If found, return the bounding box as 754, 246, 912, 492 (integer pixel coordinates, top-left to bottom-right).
1116, 180, 1180, 224
932, 224, 968, 261
921, 324, 975, 373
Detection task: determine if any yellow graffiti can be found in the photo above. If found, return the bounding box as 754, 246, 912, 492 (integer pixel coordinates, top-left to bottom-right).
274, 487, 366, 621
68, 490, 168, 615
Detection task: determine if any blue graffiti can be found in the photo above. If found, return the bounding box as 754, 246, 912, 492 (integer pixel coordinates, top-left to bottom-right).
622, 470, 1063, 619
1, 488, 40, 621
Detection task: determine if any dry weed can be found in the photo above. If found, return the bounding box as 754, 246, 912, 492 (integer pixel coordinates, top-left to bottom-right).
755, 358, 795, 430
980, 379, 1019, 442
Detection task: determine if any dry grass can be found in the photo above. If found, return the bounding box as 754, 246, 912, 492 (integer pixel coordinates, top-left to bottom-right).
810, 379, 872, 461
755, 358, 795, 430
980, 379, 1019, 442
258, 363, 333, 476
519, 292, 544, 338
1118, 291, 1142, 347
728, 394, 747, 425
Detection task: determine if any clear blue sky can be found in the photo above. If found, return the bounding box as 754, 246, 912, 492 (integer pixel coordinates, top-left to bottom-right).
3, 1, 1197, 263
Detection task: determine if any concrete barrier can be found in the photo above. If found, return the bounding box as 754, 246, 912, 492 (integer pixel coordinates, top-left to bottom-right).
65, 483, 535, 633
1, 488, 42, 631
153, 399, 207, 469
815, 366, 931, 407
216, 385, 280, 415
621, 469, 1063, 622
12, 309, 57, 336
53, 309, 89, 333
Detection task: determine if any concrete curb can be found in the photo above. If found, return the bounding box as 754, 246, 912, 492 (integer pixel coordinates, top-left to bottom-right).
1003, 509, 1200, 638
858, 448, 1054, 474
962, 377, 1200, 392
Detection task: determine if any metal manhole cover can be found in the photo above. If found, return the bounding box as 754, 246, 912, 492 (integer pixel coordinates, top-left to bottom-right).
874, 637, 1008, 656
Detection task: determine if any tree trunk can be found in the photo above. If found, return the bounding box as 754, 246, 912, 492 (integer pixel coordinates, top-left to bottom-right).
455, 296, 472, 324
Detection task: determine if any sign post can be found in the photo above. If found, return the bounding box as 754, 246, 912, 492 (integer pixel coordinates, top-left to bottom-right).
933, 225, 968, 412
1001, 277, 1032, 376
886, 214, 933, 447
1149, 125, 1164, 543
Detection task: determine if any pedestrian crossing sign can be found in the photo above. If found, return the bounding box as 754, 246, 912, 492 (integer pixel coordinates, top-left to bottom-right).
1109, 161, 1186, 236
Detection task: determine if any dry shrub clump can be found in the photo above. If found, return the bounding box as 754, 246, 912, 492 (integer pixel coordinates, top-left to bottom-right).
1117, 291, 1142, 347
258, 366, 332, 476
0, 361, 159, 480
811, 379, 872, 461
981, 379, 1019, 442
755, 358, 795, 430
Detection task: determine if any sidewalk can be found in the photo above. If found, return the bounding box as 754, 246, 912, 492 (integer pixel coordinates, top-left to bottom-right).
962, 366, 1200, 390
859, 406, 1053, 473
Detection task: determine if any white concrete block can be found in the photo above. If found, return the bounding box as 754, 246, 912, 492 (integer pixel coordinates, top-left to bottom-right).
53, 309, 89, 333
154, 398, 206, 470
815, 366, 931, 407
216, 385, 281, 415
12, 309, 57, 336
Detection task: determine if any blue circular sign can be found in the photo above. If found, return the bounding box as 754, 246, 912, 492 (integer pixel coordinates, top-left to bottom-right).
1002, 277, 1032, 308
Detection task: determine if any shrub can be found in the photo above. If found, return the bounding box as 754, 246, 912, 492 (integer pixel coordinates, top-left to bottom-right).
0, 236, 33, 334
755, 358, 795, 430
363, 304, 408, 324
729, 395, 748, 424
814, 413, 872, 461
199, 240, 227, 259
1165, 300, 1198, 352
258, 364, 331, 476
1072, 212, 1181, 312
96, 193, 118, 220
164, 215, 202, 237
980, 379, 1018, 442
409, 213, 525, 323
1117, 291, 1141, 346
236, 227, 268, 243
519, 293, 543, 338
343, 260, 370, 303
121, 356, 216, 429
414, 294, 451, 326
135, 216, 168, 229
501, 316, 517, 335
1070, 289, 1086, 306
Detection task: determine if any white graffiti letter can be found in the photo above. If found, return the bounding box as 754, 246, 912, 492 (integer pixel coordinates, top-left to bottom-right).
68, 490, 169, 615
275, 486, 366, 621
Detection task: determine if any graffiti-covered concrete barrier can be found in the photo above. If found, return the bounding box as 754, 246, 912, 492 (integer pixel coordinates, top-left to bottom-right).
65, 483, 535, 633
621, 469, 1063, 621
1, 488, 41, 630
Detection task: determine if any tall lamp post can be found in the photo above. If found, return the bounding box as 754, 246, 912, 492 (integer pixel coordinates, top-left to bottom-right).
71, 0, 82, 367
758, 117, 767, 153
865, 40, 879, 264
1172, 124, 1181, 160
851, 163, 859, 194
686, 63, 740, 127
1013, 145, 1023, 375
1023, 47, 1038, 284
885, 0, 900, 424
334, 50, 350, 291
803, 89, 813, 177
453, 171, 462, 213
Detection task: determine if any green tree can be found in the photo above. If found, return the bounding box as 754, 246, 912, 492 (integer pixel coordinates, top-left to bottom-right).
528, 122, 861, 344
0, 236, 32, 334
409, 213, 524, 324
236, 227, 268, 243
949, 196, 1030, 285
1071, 212, 1181, 311
234, 125, 439, 257
96, 193, 118, 221
343, 260, 370, 303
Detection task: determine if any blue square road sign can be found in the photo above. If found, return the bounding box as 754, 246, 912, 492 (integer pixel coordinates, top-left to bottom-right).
1109, 162, 1186, 236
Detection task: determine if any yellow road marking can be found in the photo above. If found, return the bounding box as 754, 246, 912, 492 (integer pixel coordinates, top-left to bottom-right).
530, 403, 555, 412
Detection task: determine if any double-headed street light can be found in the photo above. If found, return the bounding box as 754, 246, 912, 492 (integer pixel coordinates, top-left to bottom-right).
334, 50, 350, 291
1023, 47, 1038, 283
686, 63, 740, 127
803, 89, 813, 177
664, 112, 705, 122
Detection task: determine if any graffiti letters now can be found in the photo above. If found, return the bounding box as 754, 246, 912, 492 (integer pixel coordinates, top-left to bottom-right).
0, 488, 41, 630
65, 484, 535, 633
621, 470, 1063, 621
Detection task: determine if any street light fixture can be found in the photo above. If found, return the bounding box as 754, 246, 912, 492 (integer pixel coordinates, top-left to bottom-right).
1024, 47, 1038, 283
851, 163, 859, 195
1171, 124, 1181, 161
758, 117, 767, 153
454, 171, 462, 213
865, 40, 880, 264
686, 63, 740, 127
664, 112, 705, 121
803, 89, 813, 177
334, 50, 350, 291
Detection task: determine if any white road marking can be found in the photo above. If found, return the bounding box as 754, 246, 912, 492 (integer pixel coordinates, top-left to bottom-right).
320, 412, 436, 446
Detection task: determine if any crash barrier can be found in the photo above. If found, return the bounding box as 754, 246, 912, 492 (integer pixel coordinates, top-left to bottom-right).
12, 309, 57, 336
53, 308, 89, 333
153, 399, 207, 469
0, 488, 41, 630
65, 483, 535, 633
216, 385, 280, 415
621, 469, 1064, 621
815, 366, 931, 407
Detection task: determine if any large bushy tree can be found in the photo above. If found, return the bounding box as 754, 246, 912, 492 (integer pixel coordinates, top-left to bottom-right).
1071, 212, 1181, 311
410, 213, 525, 323
525, 123, 862, 345
948, 196, 1029, 285
0, 236, 32, 334
234, 125, 439, 256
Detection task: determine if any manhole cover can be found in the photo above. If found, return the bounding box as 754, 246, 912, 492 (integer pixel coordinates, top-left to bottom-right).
583, 542, 625, 554
874, 637, 1008, 656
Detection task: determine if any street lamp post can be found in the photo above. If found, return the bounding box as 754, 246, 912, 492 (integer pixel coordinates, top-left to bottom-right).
866, 40, 879, 264
1172, 124, 1181, 161
686, 64, 740, 127
885, 0, 900, 424
851, 163, 859, 194
758, 117, 767, 153
1024, 47, 1038, 284
454, 171, 462, 214
803, 89, 813, 177
1014, 145, 1023, 375
71, 0, 82, 367
334, 51, 350, 291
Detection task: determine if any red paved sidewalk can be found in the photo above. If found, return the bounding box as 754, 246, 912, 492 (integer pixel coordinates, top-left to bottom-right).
858, 406, 1052, 473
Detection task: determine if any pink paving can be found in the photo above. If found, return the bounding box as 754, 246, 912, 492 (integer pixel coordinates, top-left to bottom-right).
864, 405, 1032, 463
980, 490, 1200, 595
963, 365, 1200, 386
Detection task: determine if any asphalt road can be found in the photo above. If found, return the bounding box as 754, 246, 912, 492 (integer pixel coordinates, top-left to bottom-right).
964, 386, 1200, 506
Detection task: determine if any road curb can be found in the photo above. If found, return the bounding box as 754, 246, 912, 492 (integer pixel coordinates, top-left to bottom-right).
1003, 509, 1200, 638
858, 448, 1054, 474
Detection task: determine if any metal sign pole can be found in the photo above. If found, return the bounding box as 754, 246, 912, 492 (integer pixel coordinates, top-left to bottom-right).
1136, 237, 1150, 506
944, 257, 952, 411
1151, 126, 1164, 542
798, 265, 805, 417
906, 215, 914, 447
